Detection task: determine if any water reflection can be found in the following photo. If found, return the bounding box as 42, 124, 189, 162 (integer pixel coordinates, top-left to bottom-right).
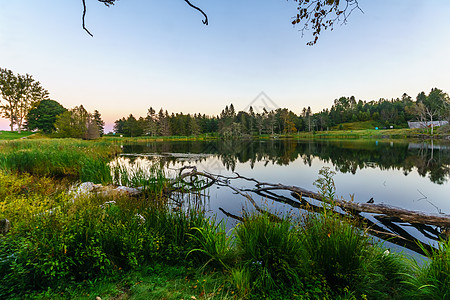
111, 139, 450, 256
119, 139, 450, 184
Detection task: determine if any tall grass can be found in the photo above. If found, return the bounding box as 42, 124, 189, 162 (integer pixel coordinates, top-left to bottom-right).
0, 139, 119, 183
234, 213, 308, 294
404, 239, 450, 299
110, 157, 169, 197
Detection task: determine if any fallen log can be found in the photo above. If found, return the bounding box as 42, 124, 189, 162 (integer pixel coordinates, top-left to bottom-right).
227, 172, 450, 228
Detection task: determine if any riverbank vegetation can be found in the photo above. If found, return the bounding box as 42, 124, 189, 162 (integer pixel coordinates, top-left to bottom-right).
1, 139, 450, 299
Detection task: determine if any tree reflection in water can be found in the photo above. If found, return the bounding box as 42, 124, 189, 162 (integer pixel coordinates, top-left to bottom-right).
120, 139, 450, 184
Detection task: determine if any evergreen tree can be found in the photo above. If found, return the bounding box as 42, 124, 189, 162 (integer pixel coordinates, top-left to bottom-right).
92, 110, 105, 136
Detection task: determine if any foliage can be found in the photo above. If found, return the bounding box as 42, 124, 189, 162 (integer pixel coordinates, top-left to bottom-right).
0, 188, 212, 298
54, 105, 103, 140
0, 144, 446, 299
26, 99, 67, 133
187, 220, 235, 270
0, 68, 49, 133
93, 109, 105, 136
291, 0, 363, 45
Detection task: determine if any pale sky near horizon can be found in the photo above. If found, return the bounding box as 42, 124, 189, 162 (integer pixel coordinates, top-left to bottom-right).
1, 1, 450, 132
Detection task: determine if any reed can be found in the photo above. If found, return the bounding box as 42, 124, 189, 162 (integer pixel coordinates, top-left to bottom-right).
0, 139, 119, 183
404, 239, 450, 299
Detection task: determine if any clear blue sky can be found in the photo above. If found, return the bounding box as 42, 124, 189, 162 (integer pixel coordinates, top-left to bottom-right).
1, 0, 450, 132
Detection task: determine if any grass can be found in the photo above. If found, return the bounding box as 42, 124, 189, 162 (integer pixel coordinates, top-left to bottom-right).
1, 172, 450, 299
1, 139, 450, 299
0, 130, 36, 140
0, 139, 120, 183
404, 239, 450, 299
103, 133, 218, 143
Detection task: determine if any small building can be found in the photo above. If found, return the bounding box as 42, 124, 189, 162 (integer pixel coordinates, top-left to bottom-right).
407, 120, 448, 129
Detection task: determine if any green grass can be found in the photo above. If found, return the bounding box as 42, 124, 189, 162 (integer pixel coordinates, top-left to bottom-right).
2, 142, 450, 299
102, 133, 217, 143
22, 265, 234, 300
0, 130, 36, 140
0, 139, 120, 183
404, 239, 450, 299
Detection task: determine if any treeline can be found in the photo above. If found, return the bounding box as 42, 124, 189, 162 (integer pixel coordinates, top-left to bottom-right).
2, 67, 449, 137
0, 68, 106, 139
113, 88, 450, 137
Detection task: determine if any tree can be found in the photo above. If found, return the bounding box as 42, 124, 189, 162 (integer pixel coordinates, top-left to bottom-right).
0, 68, 49, 133
15, 74, 49, 133
122, 114, 143, 137
86, 117, 101, 139
0, 69, 18, 132
114, 117, 126, 134
92, 110, 105, 136
54, 105, 90, 138
144, 107, 157, 136
423, 88, 449, 134
26, 99, 67, 133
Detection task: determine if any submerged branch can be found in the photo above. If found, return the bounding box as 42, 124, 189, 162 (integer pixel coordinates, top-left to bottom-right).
165, 169, 450, 255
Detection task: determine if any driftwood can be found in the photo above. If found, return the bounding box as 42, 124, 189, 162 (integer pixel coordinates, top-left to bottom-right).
174, 167, 450, 228
78, 166, 449, 255
168, 167, 450, 255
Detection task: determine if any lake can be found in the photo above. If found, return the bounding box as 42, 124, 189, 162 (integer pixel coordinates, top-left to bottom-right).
112, 138, 450, 256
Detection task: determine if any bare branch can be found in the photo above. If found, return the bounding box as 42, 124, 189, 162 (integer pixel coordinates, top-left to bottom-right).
184, 0, 209, 25
81, 0, 208, 37
82, 0, 93, 37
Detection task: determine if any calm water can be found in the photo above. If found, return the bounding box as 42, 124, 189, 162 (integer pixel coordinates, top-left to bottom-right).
113, 138, 450, 255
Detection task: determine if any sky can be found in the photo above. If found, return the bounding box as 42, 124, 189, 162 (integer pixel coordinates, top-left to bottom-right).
1, 0, 450, 132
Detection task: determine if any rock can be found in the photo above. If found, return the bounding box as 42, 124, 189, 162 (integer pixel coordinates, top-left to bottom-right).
0, 219, 11, 235
115, 186, 141, 196
70, 182, 142, 201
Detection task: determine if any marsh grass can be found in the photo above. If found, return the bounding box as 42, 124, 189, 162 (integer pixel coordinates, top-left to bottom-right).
0, 139, 119, 183
404, 240, 450, 299
110, 157, 169, 197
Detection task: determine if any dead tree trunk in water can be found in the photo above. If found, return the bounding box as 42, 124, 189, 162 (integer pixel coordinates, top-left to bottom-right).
167, 167, 450, 255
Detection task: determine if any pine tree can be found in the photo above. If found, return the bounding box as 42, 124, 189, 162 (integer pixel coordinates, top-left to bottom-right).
93, 110, 105, 136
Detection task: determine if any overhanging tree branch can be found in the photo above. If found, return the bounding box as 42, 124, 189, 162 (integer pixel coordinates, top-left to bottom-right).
291, 0, 364, 45
81, 0, 208, 37
183, 0, 208, 25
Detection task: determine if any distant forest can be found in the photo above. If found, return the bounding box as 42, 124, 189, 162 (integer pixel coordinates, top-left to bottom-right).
113, 88, 450, 137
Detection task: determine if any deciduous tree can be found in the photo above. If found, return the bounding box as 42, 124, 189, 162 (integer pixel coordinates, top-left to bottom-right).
0, 68, 49, 133
26, 99, 67, 133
